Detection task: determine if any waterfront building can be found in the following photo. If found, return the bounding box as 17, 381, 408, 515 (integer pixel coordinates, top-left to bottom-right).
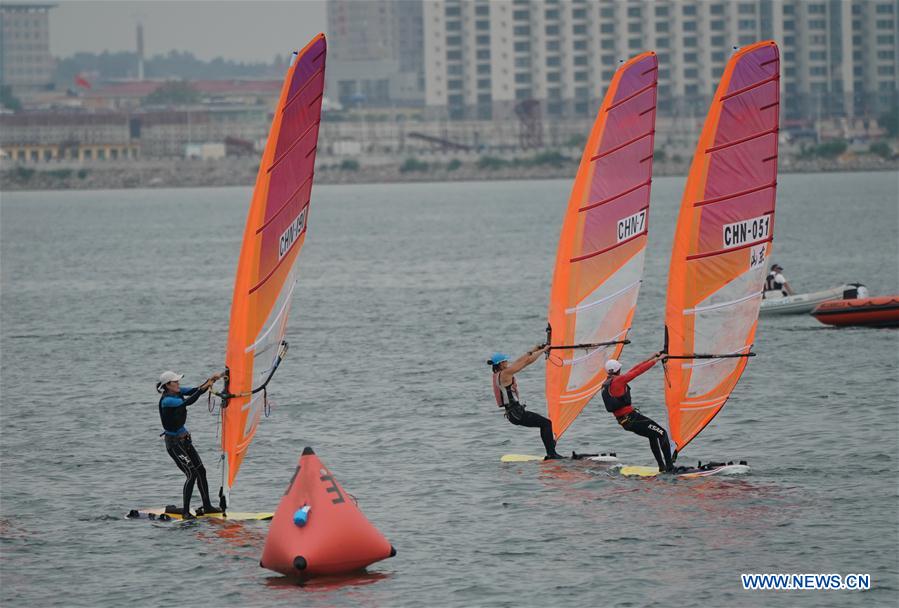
327, 0, 425, 106
0, 112, 137, 162
82, 80, 283, 111
421, 0, 898, 121
0, 107, 270, 162
0, 2, 56, 97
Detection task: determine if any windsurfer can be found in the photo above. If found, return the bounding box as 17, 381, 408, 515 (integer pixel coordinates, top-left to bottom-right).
156, 370, 225, 519
764, 264, 794, 296
489, 346, 563, 460
601, 355, 674, 472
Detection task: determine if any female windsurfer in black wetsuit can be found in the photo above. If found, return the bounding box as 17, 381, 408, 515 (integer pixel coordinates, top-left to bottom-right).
489, 345, 563, 459
156, 370, 224, 519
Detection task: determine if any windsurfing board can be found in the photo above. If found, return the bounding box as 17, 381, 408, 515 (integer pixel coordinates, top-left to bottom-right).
501, 452, 620, 464
619, 463, 750, 478
501, 454, 546, 462
126, 508, 273, 521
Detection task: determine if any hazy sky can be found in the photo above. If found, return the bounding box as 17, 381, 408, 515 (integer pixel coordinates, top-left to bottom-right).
50, 0, 328, 62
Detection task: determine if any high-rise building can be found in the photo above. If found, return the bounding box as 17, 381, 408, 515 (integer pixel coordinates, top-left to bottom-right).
423, 0, 898, 121
326, 0, 424, 106
0, 2, 56, 97
846, 0, 899, 118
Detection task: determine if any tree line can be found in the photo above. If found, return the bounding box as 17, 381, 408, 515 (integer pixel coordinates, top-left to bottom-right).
55, 50, 293, 86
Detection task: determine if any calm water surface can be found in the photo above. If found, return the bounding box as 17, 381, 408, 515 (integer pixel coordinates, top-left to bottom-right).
2, 172, 898, 607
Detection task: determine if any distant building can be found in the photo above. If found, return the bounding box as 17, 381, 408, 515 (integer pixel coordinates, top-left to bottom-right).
422, 0, 898, 121
842, 0, 899, 119
0, 106, 271, 162
326, 0, 424, 106
0, 112, 138, 162
185, 142, 225, 160
83, 79, 283, 111
0, 2, 56, 97
134, 109, 269, 157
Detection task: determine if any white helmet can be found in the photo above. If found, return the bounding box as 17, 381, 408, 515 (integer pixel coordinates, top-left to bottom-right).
604, 359, 622, 374
156, 370, 184, 393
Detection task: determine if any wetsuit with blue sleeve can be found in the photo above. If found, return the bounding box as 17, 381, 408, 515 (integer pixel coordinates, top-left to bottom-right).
159, 386, 215, 515
159, 386, 206, 437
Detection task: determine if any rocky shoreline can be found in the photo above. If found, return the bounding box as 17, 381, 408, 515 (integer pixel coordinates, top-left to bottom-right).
1, 156, 896, 192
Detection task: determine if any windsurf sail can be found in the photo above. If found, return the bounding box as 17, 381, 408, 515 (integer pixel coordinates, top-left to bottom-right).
545, 52, 658, 439
663, 41, 780, 452
218, 33, 326, 505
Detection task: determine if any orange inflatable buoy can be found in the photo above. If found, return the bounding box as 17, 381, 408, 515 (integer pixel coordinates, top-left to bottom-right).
260, 447, 395, 577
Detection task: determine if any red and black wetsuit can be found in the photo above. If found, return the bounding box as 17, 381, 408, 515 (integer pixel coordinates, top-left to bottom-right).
601, 358, 674, 472
493, 371, 560, 458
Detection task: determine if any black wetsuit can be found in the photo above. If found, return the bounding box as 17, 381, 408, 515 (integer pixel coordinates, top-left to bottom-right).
616, 411, 674, 472
508, 408, 558, 458
159, 386, 215, 514
493, 371, 560, 458
601, 361, 674, 472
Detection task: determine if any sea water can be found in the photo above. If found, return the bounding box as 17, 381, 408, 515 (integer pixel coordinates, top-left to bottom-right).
1, 171, 897, 607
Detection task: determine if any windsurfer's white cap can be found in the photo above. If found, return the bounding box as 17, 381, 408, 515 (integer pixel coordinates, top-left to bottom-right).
156, 370, 184, 392
604, 359, 622, 374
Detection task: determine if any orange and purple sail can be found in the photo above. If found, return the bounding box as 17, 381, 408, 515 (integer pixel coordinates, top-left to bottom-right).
664, 41, 780, 452
546, 52, 658, 439
220, 34, 326, 498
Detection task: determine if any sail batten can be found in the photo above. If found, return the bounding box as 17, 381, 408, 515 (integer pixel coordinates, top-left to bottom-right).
257, 190, 311, 234
546, 52, 658, 440
663, 41, 780, 453
607, 81, 657, 110
221, 34, 326, 497
685, 235, 773, 261
706, 126, 778, 153
580, 180, 651, 211
694, 181, 776, 207
268, 122, 319, 172
566, 280, 641, 313
590, 130, 654, 161
284, 68, 325, 110
571, 227, 649, 262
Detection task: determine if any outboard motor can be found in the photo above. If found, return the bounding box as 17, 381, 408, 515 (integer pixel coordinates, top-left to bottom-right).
843, 283, 868, 299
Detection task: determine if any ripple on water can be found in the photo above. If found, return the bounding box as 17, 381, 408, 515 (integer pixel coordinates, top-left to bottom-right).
1, 173, 897, 607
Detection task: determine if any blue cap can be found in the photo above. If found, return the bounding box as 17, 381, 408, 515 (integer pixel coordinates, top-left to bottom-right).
489, 352, 510, 365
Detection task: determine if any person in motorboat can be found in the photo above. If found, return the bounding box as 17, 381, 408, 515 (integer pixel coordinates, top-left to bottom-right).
488, 346, 563, 460
156, 370, 225, 519
602, 354, 674, 472
764, 264, 794, 297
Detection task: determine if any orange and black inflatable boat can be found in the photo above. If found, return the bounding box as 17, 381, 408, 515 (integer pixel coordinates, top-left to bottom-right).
812, 296, 899, 328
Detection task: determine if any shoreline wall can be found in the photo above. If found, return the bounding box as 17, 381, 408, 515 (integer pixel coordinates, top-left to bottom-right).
1, 156, 897, 192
